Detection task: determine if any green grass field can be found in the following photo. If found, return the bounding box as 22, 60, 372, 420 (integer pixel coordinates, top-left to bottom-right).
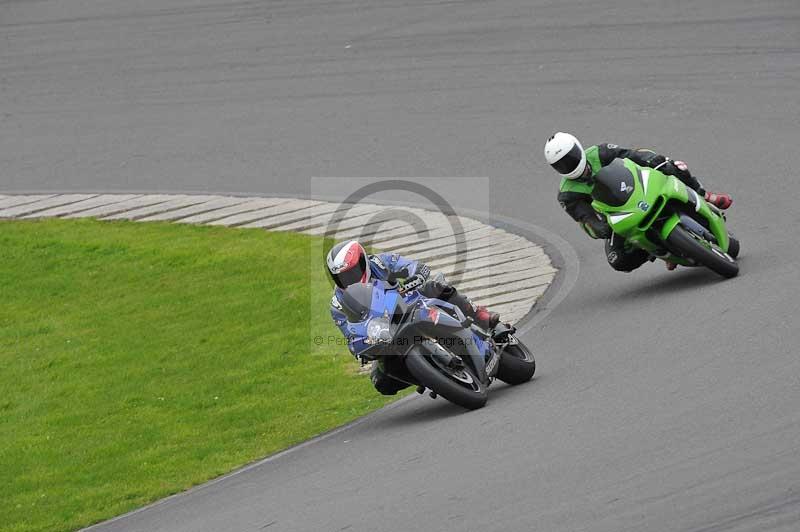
0, 219, 400, 532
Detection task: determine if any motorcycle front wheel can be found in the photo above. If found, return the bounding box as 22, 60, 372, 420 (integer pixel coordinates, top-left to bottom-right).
406, 342, 488, 410
666, 225, 739, 278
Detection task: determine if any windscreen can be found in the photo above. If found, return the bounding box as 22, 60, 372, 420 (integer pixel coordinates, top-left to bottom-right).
339, 283, 375, 323
592, 159, 637, 207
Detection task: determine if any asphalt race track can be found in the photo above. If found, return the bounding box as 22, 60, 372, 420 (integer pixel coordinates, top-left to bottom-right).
3, 0, 800, 531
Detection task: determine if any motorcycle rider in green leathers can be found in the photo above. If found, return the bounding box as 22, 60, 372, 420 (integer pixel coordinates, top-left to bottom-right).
544, 131, 733, 272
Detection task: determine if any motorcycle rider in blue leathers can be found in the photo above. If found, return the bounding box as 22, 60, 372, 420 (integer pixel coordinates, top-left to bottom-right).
326, 240, 499, 395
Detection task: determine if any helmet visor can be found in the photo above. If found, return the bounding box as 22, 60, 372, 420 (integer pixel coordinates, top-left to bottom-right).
333, 253, 368, 289
550, 144, 584, 176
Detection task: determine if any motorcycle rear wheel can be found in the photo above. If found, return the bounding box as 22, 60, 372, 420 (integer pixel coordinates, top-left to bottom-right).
496, 340, 536, 385
727, 233, 740, 259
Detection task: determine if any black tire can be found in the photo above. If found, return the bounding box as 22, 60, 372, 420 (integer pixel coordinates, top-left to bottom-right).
405, 343, 487, 410
496, 340, 536, 385
667, 225, 739, 278
727, 233, 740, 259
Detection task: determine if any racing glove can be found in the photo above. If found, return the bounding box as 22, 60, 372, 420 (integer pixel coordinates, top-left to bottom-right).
399, 273, 426, 293
398, 262, 431, 293
576, 206, 611, 239
560, 195, 611, 240
580, 217, 612, 240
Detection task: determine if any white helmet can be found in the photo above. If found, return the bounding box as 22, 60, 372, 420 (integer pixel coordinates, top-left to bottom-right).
544, 132, 587, 179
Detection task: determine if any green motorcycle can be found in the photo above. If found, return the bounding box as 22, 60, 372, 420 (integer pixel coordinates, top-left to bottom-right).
591, 158, 740, 278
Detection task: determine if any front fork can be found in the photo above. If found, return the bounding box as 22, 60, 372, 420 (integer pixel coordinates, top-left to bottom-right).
659, 192, 730, 252
484, 324, 517, 380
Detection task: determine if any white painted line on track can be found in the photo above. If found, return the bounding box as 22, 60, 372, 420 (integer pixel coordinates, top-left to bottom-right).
101, 195, 219, 221
62, 195, 176, 219
397, 226, 507, 254
412, 238, 532, 265
204, 199, 320, 227
0, 194, 98, 218
427, 246, 545, 271
271, 203, 384, 233
137, 196, 249, 222
0, 194, 58, 211
176, 198, 294, 224
468, 277, 555, 301
19, 194, 143, 219
458, 268, 557, 293
478, 284, 551, 308
370, 221, 485, 248
440, 255, 550, 280
237, 202, 349, 229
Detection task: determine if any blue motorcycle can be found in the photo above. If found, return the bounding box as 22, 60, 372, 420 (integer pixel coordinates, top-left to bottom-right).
338, 276, 536, 410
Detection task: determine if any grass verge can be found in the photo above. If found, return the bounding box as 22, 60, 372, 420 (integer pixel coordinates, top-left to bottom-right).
0, 219, 401, 532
